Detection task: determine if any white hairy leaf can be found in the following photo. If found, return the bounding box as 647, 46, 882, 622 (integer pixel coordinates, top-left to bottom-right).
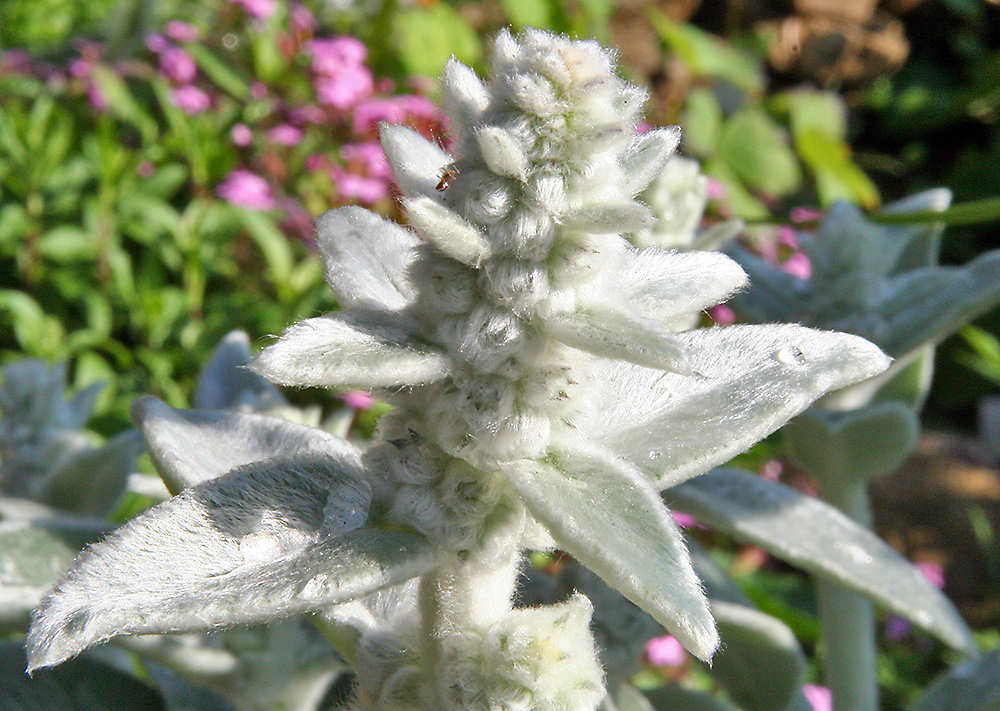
252, 311, 450, 389
669, 468, 978, 656
559, 202, 656, 233
546, 308, 693, 373
132, 396, 362, 491
404, 196, 491, 266
441, 58, 488, 134
27, 456, 439, 672
503, 442, 718, 661
315, 207, 420, 312
593, 247, 748, 323
582, 324, 891, 488
475, 125, 529, 181
380, 124, 452, 201
620, 128, 681, 197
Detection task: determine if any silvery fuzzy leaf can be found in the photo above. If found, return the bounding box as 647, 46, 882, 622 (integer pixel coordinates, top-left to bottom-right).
582, 324, 890, 489
559, 202, 656, 233
0, 519, 82, 628
708, 601, 808, 711
194, 331, 287, 411
131, 397, 362, 492
27, 456, 439, 671
693, 219, 743, 253
725, 250, 809, 325
637, 683, 739, 711
546, 308, 693, 374
441, 58, 488, 136
783, 401, 920, 485
315, 207, 420, 312
668, 468, 977, 655
380, 124, 452, 201
502, 442, 718, 662
908, 647, 1000, 711
252, 311, 450, 390
591, 247, 748, 323
877, 253, 1000, 357
881, 188, 951, 272
0, 641, 167, 711
620, 128, 681, 197
403, 196, 491, 266
316, 579, 421, 664
35, 430, 144, 517
475, 125, 529, 180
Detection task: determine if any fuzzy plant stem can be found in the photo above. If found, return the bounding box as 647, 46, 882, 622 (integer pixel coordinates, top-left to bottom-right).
816, 478, 879, 711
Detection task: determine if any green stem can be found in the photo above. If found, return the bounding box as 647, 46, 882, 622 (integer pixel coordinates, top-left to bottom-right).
817, 479, 879, 711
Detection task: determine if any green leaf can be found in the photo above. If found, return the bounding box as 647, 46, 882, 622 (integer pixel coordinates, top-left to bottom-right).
718, 108, 801, 198
184, 43, 250, 99
89, 66, 158, 144
236, 209, 294, 295
27, 456, 439, 671
795, 128, 880, 208
648, 11, 764, 94
783, 401, 920, 485
500, 0, 556, 29
0, 290, 65, 357
668, 468, 978, 655
908, 647, 1000, 711
0, 641, 166, 711
870, 196, 1000, 227
34, 226, 95, 262
709, 601, 808, 711
680, 88, 723, 157
502, 442, 718, 661
392, 4, 482, 78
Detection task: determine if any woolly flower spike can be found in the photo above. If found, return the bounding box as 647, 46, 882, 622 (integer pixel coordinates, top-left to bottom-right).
28, 30, 889, 710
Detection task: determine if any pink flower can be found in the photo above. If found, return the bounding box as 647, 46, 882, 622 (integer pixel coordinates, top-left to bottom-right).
137, 161, 155, 178
231, 123, 253, 147
305, 154, 326, 172
783, 252, 812, 280
645, 635, 686, 668
761, 459, 783, 481
917, 561, 945, 589
330, 167, 389, 204
351, 97, 406, 135
146, 34, 170, 53
803, 685, 832, 711
288, 105, 325, 125
290, 3, 317, 33
791, 206, 822, 224
216, 169, 276, 210
308, 37, 367, 75
343, 390, 375, 410
231, 0, 276, 21
171, 85, 211, 113
710, 304, 736, 324
705, 178, 727, 201
160, 47, 197, 83
315, 69, 373, 109
251, 81, 268, 100
342, 141, 391, 179
671, 511, 697, 529
267, 124, 304, 146
165, 21, 199, 43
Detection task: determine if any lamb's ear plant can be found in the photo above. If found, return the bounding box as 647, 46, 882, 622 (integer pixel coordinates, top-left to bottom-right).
727, 192, 1000, 711
28, 30, 892, 710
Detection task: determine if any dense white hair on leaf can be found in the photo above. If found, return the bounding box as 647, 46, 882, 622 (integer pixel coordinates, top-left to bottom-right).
132, 396, 361, 491
26, 456, 440, 672
315, 207, 420, 312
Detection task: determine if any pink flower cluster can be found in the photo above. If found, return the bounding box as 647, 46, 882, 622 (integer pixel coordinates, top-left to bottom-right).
146, 30, 210, 115
309, 36, 373, 110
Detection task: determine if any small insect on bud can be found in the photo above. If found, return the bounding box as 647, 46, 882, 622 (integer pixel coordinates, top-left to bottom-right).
437, 164, 460, 191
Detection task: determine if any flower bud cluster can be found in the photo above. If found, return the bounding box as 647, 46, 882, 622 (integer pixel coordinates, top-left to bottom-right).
393, 30, 663, 472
